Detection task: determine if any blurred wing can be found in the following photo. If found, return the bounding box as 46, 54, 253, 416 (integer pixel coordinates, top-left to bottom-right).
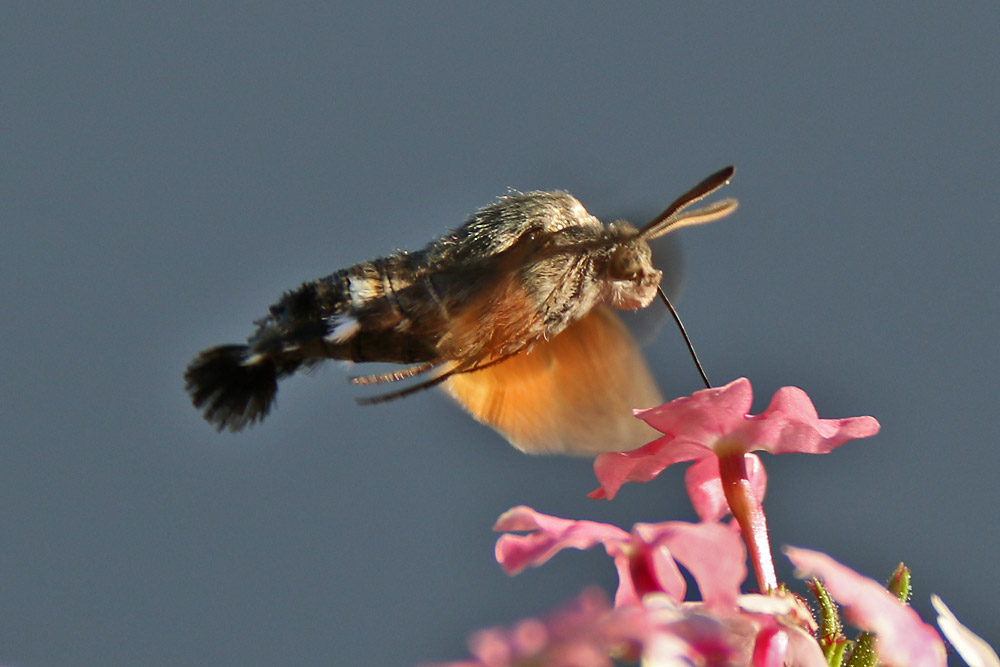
619, 231, 684, 346
441, 306, 663, 455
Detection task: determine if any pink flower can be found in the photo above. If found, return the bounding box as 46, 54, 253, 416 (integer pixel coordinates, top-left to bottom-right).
785, 546, 947, 667
591, 378, 880, 592
591, 378, 880, 503
736, 592, 827, 667
424, 587, 649, 667
494, 506, 745, 609
430, 587, 829, 667
641, 591, 827, 667
641, 594, 757, 665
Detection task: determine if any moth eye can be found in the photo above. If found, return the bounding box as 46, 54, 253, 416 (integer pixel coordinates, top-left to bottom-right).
608, 247, 641, 280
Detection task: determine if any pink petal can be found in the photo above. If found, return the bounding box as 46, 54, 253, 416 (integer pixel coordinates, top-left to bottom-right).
495, 508, 737, 610
737, 592, 817, 633
623, 532, 687, 602
438, 588, 638, 667
641, 595, 756, 664
590, 437, 709, 500
739, 594, 827, 667
747, 386, 880, 455
751, 624, 828, 667
786, 547, 946, 667
635, 521, 747, 610
611, 552, 641, 607
468, 625, 519, 665
751, 625, 788, 667
494, 506, 629, 575
635, 377, 754, 442
686, 454, 767, 522
779, 625, 829, 667
591, 379, 879, 500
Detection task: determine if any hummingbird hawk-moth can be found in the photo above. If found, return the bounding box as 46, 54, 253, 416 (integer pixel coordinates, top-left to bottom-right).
184, 166, 738, 454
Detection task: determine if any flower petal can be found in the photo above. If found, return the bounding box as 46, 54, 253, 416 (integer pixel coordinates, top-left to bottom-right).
751, 623, 828, 667
931, 595, 1000, 667
636, 377, 754, 442
641, 594, 755, 665
590, 437, 708, 500
591, 379, 878, 500
635, 521, 747, 610
429, 587, 646, 667
748, 386, 880, 455
494, 506, 629, 575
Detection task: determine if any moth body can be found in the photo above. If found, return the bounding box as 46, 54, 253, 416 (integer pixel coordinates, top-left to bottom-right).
185, 168, 738, 453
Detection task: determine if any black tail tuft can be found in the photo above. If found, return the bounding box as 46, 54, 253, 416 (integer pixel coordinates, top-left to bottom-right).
184, 345, 279, 432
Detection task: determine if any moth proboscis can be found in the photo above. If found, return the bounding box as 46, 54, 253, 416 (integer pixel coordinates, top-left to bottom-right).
184, 166, 738, 454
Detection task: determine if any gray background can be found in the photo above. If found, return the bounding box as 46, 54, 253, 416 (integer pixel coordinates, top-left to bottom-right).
4, 3, 998, 665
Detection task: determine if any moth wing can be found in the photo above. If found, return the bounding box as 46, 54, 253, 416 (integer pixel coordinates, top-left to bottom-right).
441, 306, 663, 455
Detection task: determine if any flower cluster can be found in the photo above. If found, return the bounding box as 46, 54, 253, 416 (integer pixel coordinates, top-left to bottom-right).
429, 379, 997, 667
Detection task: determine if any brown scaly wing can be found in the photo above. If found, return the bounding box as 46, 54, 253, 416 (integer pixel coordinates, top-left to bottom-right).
441, 306, 663, 455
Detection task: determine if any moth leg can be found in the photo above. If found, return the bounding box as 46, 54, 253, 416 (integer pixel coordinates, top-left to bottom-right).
355, 364, 460, 405
354, 351, 523, 405
349, 361, 439, 385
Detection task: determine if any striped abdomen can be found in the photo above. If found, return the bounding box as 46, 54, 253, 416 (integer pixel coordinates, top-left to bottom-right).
185, 249, 453, 432
251, 251, 455, 366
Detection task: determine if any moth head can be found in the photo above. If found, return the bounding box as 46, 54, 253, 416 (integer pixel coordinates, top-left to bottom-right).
604, 228, 662, 310
603, 165, 740, 311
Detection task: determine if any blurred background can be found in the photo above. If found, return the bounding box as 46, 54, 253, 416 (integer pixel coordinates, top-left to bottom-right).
3, 4, 998, 665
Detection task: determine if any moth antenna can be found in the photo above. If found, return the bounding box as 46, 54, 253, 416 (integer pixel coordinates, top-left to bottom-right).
643, 198, 739, 240
656, 285, 711, 389
350, 361, 439, 385
640, 166, 737, 240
